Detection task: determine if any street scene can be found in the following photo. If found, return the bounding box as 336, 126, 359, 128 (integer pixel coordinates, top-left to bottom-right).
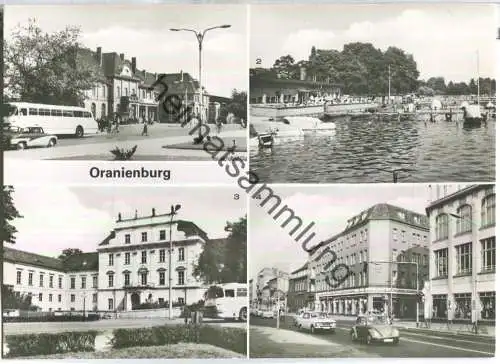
2, 186, 247, 358
249, 4, 496, 183
2, 4, 247, 161
249, 184, 495, 357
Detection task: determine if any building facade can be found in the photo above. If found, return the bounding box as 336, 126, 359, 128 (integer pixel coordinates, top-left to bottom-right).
426, 184, 495, 324
309, 203, 429, 318
3, 209, 214, 313
287, 263, 310, 313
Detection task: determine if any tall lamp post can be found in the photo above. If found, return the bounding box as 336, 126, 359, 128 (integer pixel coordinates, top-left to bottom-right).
168, 204, 182, 320
369, 261, 420, 326
170, 25, 231, 125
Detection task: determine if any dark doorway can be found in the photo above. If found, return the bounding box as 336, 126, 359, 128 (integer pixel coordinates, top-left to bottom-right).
131, 293, 140, 309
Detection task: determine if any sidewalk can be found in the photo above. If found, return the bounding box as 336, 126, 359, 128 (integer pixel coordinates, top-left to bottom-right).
250, 326, 375, 358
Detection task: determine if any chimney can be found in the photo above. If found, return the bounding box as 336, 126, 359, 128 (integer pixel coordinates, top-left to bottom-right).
300, 67, 307, 81
132, 57, 137, 74
152, 208, 156, 217
118, 213, 122, 221
120, 53, 125, 61
180, 70, 183, 82
96, 47, 102, 66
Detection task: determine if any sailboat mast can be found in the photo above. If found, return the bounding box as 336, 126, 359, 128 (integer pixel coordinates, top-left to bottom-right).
477, 50, 480, 104
388, 65, 391, 102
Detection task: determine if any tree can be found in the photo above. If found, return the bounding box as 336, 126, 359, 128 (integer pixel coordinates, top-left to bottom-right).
1, 186, 23, 244
58, 248, 83, 260
226, 89, 247, 121
4, 19, 101, 105
2, 284, 35, 310
272, 55, 298, 79
193, 216, 247, 284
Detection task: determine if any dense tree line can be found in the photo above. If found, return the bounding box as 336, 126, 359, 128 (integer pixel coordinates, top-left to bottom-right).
253, 42, 495, 96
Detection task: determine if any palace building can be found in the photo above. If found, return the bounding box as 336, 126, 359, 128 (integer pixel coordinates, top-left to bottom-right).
309, 203, 429, 319
3, 209, 216, 313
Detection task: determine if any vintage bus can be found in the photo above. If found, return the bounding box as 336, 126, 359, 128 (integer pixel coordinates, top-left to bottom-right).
4, 102, 98, 137
204, 283, 247, 321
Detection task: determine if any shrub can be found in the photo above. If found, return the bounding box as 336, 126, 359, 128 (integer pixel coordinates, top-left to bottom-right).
5, 330, 98, 357
110, 145, 137, 160
3, 313, 100, 323
199, 326, 247, 355
111, 324, 246, 355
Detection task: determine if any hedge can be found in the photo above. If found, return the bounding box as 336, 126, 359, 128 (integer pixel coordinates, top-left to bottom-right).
5, 330, 98, 357
111, 324, 247, 355
3, 313, 100, 323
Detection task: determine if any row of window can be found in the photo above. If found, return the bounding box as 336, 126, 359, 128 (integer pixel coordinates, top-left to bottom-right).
114, 86, 157, 100
108, 248, 185, 266
107, 271, 185, 288
123, 231, 180, 245
18, 108, 93, 118
17, 272, 65, 288
315, 271, 368, 292
70, 275, 98, 289
106, 297, 185, 310
392, 229, 427, 244
434, 237, 495, 277
432, 292, 495, 320
435, 195, 495, 241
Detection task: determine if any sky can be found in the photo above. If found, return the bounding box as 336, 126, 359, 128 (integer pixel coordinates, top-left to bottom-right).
249, 184, 434, 279
251, 4, 496, 82
8, 186, 246, 258
3, 4, 247, 98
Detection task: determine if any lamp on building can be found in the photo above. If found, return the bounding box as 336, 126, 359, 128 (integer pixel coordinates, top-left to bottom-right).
170, 25, 231, 128
168, 204, 182, 320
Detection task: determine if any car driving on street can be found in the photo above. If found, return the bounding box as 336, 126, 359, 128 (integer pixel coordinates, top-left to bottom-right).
294, 311, 336, 334
9, 126, 58, 150
350, 314, 400, 345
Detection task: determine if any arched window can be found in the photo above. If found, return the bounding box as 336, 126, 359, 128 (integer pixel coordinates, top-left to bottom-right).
91, 103, 96, 120
101, 103, 106, 118
456, 205, 472, 234
102, 85, 106, 98
117, 86, 120, 97
481, 194, 495, 227
435, 214, 448, 240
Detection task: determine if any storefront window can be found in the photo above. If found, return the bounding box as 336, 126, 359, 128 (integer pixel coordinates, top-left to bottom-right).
432, 294, 447, 318
454, 293, 472, 320
480, 292, 495, 320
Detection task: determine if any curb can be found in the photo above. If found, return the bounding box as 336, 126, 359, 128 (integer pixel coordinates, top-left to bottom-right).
396, 326, 495, 339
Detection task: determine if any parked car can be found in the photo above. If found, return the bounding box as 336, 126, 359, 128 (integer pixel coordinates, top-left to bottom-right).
9, 126, 58, 150
350, 314, 399, 345
261, 310, 274, 319
295, 311, 336, 334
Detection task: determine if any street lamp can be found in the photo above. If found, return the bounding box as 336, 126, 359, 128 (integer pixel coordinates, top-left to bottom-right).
168, 204, 182, 320
170, 25, 232, 126
369, 260, 420, 326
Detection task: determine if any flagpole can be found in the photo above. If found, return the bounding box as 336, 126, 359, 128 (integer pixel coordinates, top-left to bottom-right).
477, 50, 480, 104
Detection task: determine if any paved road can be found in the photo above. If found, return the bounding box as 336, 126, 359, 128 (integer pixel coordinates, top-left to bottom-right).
250, 316, 495, 358
4, 317, 246, 336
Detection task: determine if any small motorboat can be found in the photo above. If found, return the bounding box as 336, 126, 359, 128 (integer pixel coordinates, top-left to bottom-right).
461, 104, 484, 128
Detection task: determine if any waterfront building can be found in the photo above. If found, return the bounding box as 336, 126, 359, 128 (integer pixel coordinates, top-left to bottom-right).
426, 184, 495, 324
3, 208, 216, 313
250, 67, 342, 105
309, 203, 429, 318
287, 262, 310, 312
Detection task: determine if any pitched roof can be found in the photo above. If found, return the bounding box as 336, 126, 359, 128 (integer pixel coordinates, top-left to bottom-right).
3, 247, 99, 272
157, 72, 201, 95
3, 247, 63, 271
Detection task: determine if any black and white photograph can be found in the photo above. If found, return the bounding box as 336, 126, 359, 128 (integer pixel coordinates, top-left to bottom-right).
1, 186, 247, 358
249, 4, 496, 183
248, 184, 495, 358
2, 4, 248, 161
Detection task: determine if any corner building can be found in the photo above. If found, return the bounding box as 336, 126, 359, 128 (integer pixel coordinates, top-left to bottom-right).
309, 203, 429, 319
426, 184, 495, 323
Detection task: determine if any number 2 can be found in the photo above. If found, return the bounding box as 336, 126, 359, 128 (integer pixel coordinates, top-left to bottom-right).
256, 58, 262, 65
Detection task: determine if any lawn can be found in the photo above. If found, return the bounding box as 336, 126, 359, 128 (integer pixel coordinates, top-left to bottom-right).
165, 136, 247, 152
14, 343, 245, 359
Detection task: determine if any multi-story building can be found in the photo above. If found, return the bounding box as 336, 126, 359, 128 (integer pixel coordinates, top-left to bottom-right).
287, 262, 309, 312
268, 272, 289, 301
309, 203, 429, 318
427, 184, 495, 324
3, 208, 216, 313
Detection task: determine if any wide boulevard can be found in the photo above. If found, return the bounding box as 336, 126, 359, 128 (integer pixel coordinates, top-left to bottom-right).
250, 315, 495, 358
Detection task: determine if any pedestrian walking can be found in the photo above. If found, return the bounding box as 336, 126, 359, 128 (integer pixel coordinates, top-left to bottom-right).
141, 121, 148, 136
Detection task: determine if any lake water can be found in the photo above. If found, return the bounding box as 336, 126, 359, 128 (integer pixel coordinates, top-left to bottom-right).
250, 117, 495, 183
